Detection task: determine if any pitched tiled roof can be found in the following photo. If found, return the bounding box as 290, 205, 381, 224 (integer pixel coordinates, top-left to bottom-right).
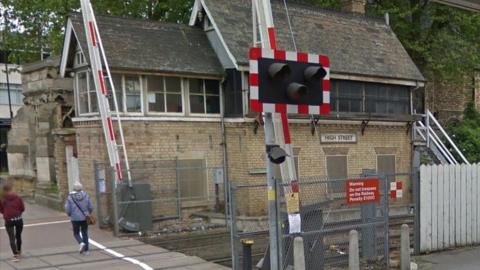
202, 0, 425, 82
70, 13, 224, 77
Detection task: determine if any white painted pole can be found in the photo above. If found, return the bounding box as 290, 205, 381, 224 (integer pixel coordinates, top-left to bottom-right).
349, 230, 360, 270
294, 237, 306, 270
401, 224, 411, 270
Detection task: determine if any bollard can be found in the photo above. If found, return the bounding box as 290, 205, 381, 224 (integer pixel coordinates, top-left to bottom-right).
349, 230, 360, 270
294, 236, 306, 270
241, 239, 254, 270
401, 224, 411, 270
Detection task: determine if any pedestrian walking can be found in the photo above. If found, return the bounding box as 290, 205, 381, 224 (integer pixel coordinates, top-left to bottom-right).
0, 182, 25, 262
65, 182, 95, 255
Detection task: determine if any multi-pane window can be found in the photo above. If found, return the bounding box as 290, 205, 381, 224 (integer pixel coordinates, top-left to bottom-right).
147, 76, 183, 113
0, 83, 23, 105
330, 80, 410, 115
331, 81, 363, 113
76, 71, 89, 114
75, 72, 220, 116
189, 79, 220, 114
365, 85, 410, 114
107, 74, 123, 111
75, 71, 100, 114
124, 76, 142, 112
88, 73, 98, 113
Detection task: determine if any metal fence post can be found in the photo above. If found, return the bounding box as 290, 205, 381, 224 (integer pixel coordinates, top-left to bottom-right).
175, 158, 182, 219
229, 181, 240, 270
111, 167, 119, 236
383, 175, 390, 268
411, 150, 420, 255
93, 160, 102, 228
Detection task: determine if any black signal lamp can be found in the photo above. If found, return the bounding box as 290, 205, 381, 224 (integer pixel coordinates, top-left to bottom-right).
287, 82, 308, 101
267, 145, 288, 165
304, 66, 327, 81
268, 63, 291, 80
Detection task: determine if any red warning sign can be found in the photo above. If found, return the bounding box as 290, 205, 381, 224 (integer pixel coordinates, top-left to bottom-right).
346, 178, 380, 205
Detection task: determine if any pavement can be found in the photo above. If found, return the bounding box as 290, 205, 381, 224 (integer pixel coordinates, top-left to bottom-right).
0, 201, 229, 270
417, 246, 480, 270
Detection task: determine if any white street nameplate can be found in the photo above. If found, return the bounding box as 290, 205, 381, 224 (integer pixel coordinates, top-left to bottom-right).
320, 133, 357, 144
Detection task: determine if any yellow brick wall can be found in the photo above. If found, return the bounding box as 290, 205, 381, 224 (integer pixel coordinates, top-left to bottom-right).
73, 119, 412, 218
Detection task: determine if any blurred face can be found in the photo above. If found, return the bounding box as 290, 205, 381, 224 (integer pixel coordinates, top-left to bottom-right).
2, 184, 13, 195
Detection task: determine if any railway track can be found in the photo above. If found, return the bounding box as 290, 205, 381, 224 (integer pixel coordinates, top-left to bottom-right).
142, 214, 415, 268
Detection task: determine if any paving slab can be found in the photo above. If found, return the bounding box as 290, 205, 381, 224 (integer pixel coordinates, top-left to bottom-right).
0, 261, 16, 270
40, 254, 82, 265
5, 257, 51, 269
1, 202, 230, 270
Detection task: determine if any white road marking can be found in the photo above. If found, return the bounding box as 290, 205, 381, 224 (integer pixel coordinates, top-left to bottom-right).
89, 239, 154, 270
0, 219, 153, 270
0, 219, 71, 230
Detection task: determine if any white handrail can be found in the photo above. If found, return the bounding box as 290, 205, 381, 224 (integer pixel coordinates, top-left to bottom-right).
416, 122, 457, 164
427, 125, 458, 164
427, 110, 470, 164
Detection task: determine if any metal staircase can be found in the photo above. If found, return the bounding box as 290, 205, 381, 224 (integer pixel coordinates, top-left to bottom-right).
413, 110, 470, 165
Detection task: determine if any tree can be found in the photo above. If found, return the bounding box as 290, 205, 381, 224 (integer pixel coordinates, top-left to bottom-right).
367, 0, 480, 81
448, 103, 480, 163
1, 0, 193, 64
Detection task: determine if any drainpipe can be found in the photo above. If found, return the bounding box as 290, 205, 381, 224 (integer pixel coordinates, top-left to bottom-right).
220, 74, 229, 226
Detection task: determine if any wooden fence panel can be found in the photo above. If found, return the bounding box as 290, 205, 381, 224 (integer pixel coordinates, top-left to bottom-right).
420, 163, 480, 252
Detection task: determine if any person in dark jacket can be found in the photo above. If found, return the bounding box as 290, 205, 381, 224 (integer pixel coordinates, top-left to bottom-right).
65, 182, 93, 255
0, 182, 25, 262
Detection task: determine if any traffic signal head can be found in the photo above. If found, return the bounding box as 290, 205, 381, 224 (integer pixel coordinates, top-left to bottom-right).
249, 48, 331, 115
258, 58, 327, 105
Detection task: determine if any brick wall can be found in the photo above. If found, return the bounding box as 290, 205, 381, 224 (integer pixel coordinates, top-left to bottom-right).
226, 121, 412, 215
74, 119, 412, 218
74, 120, 225, 218
425, 75, 474, 124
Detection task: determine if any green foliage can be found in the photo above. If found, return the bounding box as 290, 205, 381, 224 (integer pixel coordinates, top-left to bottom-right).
1, 0, 193, 63
367, 0, 480, 81
448, 103, 480, 163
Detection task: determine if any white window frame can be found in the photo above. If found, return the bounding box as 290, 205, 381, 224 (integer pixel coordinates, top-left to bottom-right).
0, 83, 23, 105
204, 17, 214, 31
73, 46, 87, 68
122, 74, 144, 115
187, 78, 221, 117
145, 75, 185, 116
75, 70, 98, 117
242, 71, 249, 116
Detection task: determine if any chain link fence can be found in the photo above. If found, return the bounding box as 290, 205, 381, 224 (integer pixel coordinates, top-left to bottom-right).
94, 159, 228, 236
229, 172, 418, 270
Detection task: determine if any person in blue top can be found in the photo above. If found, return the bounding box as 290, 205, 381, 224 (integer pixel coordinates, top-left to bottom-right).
65, 182, 94, 255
